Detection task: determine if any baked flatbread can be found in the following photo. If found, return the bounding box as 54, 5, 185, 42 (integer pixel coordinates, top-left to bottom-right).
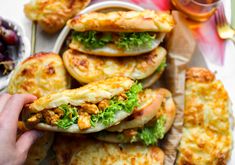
29, 77, 134, 112
54, 136, 165, 165
63, 47, 166, 84
177, 68, 232, 164
24, 132, 54, 165
8, 52, 70, 97
24, 0, 91, 33
141, 69, 165, 88
67, 10, 174, 32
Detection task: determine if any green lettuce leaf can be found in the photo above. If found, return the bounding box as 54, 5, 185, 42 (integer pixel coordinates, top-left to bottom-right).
72, 31, 155, 51
156, 58, 167, 72
96, 116, 165, 145
72, 31, 112, 49
56, 104, 79, 129
116, 32, 156, 50
91, 83, 143, 127
137, 116, 166, 145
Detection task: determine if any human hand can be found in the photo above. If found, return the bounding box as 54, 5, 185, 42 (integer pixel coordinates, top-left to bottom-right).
0, 93, 42, 165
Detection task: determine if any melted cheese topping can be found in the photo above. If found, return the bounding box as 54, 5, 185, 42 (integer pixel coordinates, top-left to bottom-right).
177, 78, 232, 165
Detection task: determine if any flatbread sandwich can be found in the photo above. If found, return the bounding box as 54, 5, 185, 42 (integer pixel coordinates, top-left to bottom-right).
23, 77, 143, 133
67, 10, 174, 56
95, 88, 176, 145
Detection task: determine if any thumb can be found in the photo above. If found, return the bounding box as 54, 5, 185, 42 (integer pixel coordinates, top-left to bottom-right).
16, 130, 43, 154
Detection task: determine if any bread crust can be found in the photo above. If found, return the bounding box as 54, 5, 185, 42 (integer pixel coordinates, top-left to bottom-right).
141, 67, 165, 88
186, 67, 215, 83
24, 132, 54, 165
156, 88, 176, 132
29, 77, 134, 112
63, 47, 166, 84
54, 136, 164, 165
177, 67, 232, 165
8, 52, 70, 98
24, 0, 91, 33
67, 10, 174, 32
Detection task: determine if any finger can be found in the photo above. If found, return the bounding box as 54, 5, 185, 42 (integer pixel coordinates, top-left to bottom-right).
16, 130, 43, 155
0, 94, 37, 136
0, 93, 11, 113
0, 94, 37, 121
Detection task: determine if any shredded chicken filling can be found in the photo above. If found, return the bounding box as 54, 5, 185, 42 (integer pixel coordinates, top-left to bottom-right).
27, 94, 128, 129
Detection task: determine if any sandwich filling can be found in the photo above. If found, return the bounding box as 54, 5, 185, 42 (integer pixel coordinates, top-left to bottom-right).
26, 83, 142, 130
156, 58, 167, 72
136, 116, 165, 145
98, 116, 166, 145
72, 31, 157, 51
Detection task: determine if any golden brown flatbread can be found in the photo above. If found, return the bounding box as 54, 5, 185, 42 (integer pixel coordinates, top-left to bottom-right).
24, 132, 54, 165
67, 10, 174, 32
54, 136, 165, 165
24, 0, 91, 33
8, 52, 70, 98
63, 47, 166, 84
29, 77, 133, 112
141, 69, 165, 88
176, 68, 232, 164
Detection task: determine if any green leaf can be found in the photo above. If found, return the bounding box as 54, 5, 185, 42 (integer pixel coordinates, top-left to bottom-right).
72, 31, 112, 49
116, 32, 156, 50
137, 116, 166, 145
91, 83, 143, 127
56, 104, 79, 129
100, 32, 112, 42
156, 59, 167, 72
72, 31, 156, 51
